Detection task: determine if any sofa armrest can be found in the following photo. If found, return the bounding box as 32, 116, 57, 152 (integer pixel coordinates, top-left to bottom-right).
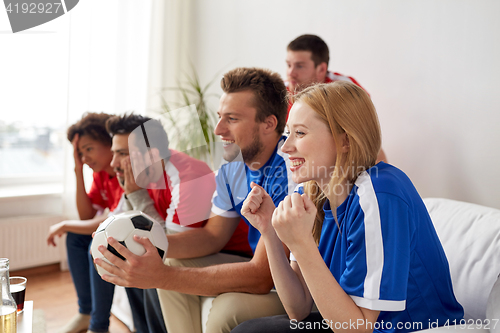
424, 198, 500, 320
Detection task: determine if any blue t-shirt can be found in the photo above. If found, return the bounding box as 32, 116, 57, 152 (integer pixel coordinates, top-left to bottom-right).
212, 136, 296, 253
295, 162, 463, 333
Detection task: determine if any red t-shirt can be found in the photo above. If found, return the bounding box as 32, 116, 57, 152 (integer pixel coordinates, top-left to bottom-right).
87, 170, 123, 212
324, 71, 367, 92
147, 150, 252, 257
286, 71, 369, 117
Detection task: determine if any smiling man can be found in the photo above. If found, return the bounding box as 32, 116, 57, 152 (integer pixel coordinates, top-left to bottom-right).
94, 67, 296, 333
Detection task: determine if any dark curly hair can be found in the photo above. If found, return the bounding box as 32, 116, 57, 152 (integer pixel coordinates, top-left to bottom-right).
67, 112, 113, 146
220, 67, 288, 135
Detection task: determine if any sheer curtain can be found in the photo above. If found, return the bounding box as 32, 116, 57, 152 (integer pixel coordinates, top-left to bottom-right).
62, 0, 154, 218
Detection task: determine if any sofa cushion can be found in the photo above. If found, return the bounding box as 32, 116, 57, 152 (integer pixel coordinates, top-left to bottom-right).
423, 198, 500, 321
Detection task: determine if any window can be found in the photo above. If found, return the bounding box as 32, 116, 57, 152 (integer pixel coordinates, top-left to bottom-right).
0, 13, 70, 197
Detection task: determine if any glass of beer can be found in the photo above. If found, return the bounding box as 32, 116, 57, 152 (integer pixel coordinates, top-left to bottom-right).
9, 277, 27, 313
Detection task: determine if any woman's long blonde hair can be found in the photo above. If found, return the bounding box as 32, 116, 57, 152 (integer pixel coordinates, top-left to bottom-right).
293, 81, 381, 244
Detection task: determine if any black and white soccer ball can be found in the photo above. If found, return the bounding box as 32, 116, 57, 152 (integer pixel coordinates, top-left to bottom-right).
90, 210, 169, 277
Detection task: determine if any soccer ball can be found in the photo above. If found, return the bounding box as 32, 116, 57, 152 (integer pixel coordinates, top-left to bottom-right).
90, 210, 169, 277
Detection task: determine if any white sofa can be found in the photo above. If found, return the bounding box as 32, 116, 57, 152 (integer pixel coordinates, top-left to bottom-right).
419, 198, 500, 333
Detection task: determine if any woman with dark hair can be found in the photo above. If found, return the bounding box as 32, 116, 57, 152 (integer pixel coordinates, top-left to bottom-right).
235, 82, 463, 333
47, 112, 122, 333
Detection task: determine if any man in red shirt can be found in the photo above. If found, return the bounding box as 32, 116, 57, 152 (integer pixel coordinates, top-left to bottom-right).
104, 114, 252, 333
286, 34, 387, 162
286, 34, 367, 96
106, 114, 251, 257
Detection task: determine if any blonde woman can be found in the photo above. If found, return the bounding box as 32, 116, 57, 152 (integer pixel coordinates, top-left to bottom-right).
235, 82, 463, 333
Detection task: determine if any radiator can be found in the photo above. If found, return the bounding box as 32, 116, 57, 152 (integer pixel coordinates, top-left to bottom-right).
0, 215, 67, 270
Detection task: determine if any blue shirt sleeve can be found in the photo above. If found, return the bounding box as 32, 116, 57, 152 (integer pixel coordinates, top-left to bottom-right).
211, 162, 249, 218
211, 166, 240, 218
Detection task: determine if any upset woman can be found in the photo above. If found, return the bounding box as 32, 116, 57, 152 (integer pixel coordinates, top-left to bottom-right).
47, 112, 122, 333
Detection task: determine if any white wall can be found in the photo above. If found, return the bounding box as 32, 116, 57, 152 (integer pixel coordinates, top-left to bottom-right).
184, 0, 500, 209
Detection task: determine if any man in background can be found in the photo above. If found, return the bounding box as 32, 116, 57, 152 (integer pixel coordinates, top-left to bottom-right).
286, 34, 367, 96
286, 34, 387, 162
